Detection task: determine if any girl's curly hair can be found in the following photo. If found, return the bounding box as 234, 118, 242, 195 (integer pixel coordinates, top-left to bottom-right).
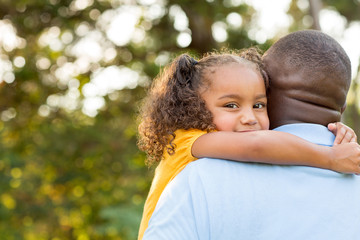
138, 47, 269, 165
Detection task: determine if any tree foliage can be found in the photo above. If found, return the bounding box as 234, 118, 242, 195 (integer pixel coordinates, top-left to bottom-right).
0, 0, 359, 239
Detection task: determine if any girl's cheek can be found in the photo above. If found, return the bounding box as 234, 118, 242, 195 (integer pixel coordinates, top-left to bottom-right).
213, 116, 234, 132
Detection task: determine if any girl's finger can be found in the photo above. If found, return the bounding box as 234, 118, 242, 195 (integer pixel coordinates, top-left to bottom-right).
334, 127, 346, 145
327, 123, 337, 134
340, 132, 354, 144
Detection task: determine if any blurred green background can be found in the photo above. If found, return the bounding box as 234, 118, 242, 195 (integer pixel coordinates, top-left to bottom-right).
0, 0, 359, 239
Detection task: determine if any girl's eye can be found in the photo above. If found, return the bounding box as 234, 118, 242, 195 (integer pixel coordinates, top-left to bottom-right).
254, 103, 267, 109
225, 103, 238, 109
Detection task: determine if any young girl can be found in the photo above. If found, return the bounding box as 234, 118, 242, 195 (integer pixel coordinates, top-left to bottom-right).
137, 48, 359, 239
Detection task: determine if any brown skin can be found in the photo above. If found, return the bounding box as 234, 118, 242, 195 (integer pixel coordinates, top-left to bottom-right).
262, 30, 351, 130
263, 59, 344, 129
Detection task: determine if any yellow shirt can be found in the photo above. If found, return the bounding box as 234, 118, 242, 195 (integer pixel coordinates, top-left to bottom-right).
138, 129, 207, 239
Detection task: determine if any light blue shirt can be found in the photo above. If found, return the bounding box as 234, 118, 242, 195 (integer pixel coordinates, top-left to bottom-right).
143, 123, 360, 240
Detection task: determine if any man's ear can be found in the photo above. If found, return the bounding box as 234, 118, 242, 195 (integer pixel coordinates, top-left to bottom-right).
341, 102, 347, 114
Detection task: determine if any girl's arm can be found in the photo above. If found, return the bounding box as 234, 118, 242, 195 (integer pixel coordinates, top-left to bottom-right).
192, 130, 360, 174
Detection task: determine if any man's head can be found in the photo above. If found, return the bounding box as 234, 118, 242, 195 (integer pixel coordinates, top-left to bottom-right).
263, 30, 351, 129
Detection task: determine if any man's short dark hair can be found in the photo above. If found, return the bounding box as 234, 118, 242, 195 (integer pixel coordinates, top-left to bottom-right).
265, 30, 351, 89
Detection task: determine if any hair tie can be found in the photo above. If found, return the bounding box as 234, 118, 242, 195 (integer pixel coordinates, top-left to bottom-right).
190, 57, 198, 66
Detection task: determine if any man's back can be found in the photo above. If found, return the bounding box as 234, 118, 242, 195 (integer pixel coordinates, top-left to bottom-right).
144, 124, 360, 240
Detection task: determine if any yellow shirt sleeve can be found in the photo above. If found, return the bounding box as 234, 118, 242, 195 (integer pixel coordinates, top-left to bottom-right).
137, 129, 208, 240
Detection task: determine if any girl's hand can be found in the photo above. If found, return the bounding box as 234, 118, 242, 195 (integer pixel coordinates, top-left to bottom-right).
328, 122, 357, 145
330, 142, 360, 174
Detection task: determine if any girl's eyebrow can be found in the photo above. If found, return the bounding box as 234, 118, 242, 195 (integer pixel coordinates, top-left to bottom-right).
218, 93, 267, 100
255, 94, 267, 100
218, 94, 241, 100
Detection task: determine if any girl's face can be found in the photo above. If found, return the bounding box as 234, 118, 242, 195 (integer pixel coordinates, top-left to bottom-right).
201, 63, 269, 132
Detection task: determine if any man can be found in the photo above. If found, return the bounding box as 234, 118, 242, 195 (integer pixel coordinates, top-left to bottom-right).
143, 30, 360, 239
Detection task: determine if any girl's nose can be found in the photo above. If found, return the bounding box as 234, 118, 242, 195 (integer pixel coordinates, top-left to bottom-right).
240, 108, 257, 125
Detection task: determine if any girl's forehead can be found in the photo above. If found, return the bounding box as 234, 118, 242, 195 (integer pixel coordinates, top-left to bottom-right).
205, 61, 256, 74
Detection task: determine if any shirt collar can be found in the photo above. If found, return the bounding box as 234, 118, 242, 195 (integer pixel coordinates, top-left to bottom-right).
273, 123, 335, 146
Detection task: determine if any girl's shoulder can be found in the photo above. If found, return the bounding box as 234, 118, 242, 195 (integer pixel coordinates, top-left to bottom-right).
162, 129, 209, 168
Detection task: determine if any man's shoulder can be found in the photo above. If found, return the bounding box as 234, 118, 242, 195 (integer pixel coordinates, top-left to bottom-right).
185, 158, 343, 180
186, 158, 241, 173
188, 158, 273, 170
184, 158, 279, 182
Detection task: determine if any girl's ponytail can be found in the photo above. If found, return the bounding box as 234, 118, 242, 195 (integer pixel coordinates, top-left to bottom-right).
173, 54, 198, 88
